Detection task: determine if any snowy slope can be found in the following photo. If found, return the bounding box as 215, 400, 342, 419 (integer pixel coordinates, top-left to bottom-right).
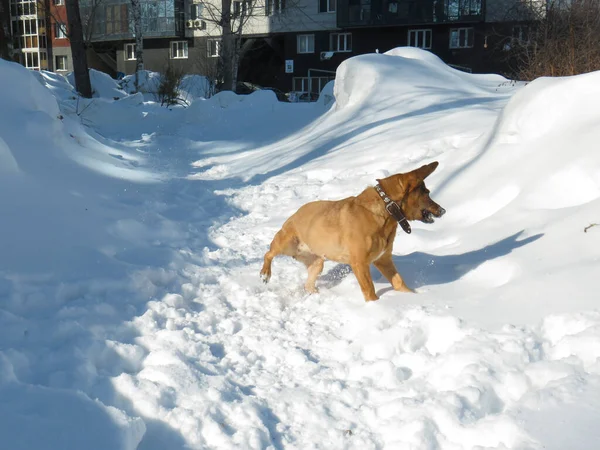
1, 49, 599, 450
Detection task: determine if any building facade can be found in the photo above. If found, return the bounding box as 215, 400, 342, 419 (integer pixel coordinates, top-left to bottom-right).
4, 0, 74, 72
7, 0, 50, 70
3, 0, 531, 97
49, 0, 72, 72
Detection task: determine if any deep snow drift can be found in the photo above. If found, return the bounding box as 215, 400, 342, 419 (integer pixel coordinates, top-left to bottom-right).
1, 49, 599, 450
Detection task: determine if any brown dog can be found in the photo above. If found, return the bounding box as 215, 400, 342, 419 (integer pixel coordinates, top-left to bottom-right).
260, 162, 445, 301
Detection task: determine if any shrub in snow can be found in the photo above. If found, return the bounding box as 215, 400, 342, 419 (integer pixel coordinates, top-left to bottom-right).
157, 64, 185, 107
508, 0, 600, 80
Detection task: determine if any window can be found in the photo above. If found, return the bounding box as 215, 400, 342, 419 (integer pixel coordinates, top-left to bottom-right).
18, 18, 39, 49
38, 19, 47, 36
55, 55, 67, 71
54, 22, 67, 39
293, 76, 333, 94
265, 0, 284, 16
53, 0, 64, 5
233, 0, 249, 16
445, 0, 481, 20
24, 52, 40, 69
171, 41, 188, 59
21, 35, 38, 48
208, 39, 221, 57
105, 4, 128, 35
318, 0, 335, 13
14, 0, 36, 15
297, 34, 315, 54
125, 43, 136, 60
449, 27, 474, 49
512, 25, 529, 43
408, 29, 432, 49
190, 3, 204, 19
40, 51, 48, 69
330, 33, 352, 52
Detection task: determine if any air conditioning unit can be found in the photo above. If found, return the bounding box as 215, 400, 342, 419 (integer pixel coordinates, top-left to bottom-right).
194, 19, 206, 29
186, 20, 194, 28
320, 51, 335, 61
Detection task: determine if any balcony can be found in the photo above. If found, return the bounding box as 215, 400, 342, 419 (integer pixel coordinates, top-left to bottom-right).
80, 0, 186, 42
337, 0, 484, 28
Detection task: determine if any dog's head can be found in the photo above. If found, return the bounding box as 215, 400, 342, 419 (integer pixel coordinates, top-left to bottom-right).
377, 161, 446, 224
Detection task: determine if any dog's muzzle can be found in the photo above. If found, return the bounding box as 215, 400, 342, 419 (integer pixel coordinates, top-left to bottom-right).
422, 207, 445, 223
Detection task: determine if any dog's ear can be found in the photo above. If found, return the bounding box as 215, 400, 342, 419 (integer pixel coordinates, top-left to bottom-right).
412, 161, 439, 181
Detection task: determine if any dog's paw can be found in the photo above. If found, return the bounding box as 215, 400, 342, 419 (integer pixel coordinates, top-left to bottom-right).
260, 272, 271, 284
304, 285, 319, 295
394, 284, 415, 293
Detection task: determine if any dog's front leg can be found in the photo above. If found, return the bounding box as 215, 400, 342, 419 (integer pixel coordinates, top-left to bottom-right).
373, 252, 414, 293
350, 259, 378, 301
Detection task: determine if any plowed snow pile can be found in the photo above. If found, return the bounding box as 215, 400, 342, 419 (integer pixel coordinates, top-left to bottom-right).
1, 49, 599, 450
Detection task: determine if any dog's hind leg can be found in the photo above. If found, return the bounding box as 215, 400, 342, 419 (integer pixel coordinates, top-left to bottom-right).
373, 251, 414, 293
260, 226, 298, 283
296, 254, 324, 294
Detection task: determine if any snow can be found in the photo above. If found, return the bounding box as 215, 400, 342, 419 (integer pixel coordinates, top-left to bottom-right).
65, 69, 128, 99
1, 48, 600, 449
120, 70, 211, 103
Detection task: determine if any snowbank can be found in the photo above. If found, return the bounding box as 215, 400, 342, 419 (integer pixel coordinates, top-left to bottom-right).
0, 58, 159, 450
190, 47, 517, 182
435, 69, 600, 218
120, 70, 211, 102
334, 47, 508, 110
179, 74, 212, 101
316, 80, 335, 108
120, 70, 162, 97
66, 69, 128, 99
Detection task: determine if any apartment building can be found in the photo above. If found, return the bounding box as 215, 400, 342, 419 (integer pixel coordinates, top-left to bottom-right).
80, 0, 337, 81
4, 0, 73, 71
7, 0, 50, 70
270, 0, 534, 95
4, 0, 531, 97
49, 0, 72, 72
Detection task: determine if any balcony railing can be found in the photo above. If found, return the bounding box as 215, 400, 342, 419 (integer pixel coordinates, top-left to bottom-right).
80, 0, 185, 42
337, 0, 484, 28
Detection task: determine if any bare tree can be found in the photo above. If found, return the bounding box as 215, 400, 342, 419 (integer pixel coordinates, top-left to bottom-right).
80, 0, 106, 45
130, 0, 144, 92
65, 0, 92, 97
0, 0, 14, 60
195, 49, 220, 97
37, 0, 102, 91
199, 0, 255, 92
504, 0, 600, 79
200, 0, 298, 92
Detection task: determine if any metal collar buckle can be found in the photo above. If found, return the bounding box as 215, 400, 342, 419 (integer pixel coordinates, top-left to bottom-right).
376, 183, 412, 234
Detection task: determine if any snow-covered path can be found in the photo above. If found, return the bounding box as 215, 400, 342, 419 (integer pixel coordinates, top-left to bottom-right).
2, 49, 600, 450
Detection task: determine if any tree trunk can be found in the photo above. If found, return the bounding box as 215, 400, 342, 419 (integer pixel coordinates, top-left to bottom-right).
65, 0, 92, 98
231, 36, 240, 91
131, 0, 144, 92
0, 0, 13, 60
220, 0, 235, 92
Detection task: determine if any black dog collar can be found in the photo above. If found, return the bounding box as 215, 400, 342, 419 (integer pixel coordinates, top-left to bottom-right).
374, 184, 411, 234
